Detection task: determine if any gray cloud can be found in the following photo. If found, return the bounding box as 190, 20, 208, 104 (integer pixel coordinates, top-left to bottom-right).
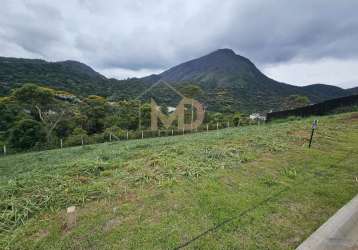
0, 0, 358, 87
216, 0, 358, 63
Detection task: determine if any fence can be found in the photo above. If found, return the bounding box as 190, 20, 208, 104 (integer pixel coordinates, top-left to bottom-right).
1, 120, 266, 156
266, 94, 358, 122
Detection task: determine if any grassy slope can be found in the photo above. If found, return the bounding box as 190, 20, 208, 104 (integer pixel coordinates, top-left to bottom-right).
0, 113, 358, 249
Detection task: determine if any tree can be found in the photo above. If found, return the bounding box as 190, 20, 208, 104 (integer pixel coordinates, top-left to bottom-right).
13, 84, 54, 112
283, 95, 310, 110
179, 84, 203, 98
8, 119, 46, 150
109, 100, 140, 130
232, 112, 242, 126
12, 84, 70, 143
65, 127, 88, 146
206, 112, 224, 125
81, 96, 108, 134
0, 98, 23, 132
140, 103, 151, 128
35, 106, 68, 143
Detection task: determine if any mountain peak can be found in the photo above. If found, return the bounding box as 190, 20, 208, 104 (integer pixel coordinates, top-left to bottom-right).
157, 48, 258, 82
211, 48, 236, 55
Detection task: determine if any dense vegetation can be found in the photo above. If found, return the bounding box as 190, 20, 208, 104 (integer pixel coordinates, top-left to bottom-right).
0, 82, 330, 153
0, 84, 260, 153
0, 112, 357, 249
1, 49, 356, 114
0, 58, 107, 97
0, 84, 144, 152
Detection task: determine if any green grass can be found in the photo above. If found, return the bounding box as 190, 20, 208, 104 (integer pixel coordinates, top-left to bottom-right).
1, 112, 358, 249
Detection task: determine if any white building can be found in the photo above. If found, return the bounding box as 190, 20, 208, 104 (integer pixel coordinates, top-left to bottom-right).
249, 113, 266, 121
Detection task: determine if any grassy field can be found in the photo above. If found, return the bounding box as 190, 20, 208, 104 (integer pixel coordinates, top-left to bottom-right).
1, 112, 358, 249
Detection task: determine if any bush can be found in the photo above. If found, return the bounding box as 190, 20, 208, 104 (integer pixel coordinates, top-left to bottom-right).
104, 126, 126, 139
65, 127, 88, 146
8, 119, 46, 150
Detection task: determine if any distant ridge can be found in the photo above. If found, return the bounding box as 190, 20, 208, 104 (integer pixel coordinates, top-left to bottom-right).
0, 49, 356, 112
138, 49, 354, 112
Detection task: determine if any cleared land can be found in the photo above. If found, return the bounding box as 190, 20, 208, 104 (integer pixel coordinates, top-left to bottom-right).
1, 112, 358, 249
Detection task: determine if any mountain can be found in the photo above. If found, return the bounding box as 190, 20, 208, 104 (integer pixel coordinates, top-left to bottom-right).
139, 49, 351, 112
152, 49, 259, 82
0, 57, 107, 96
347, 86, 358, 95
0, 50, 356, 113
301, 84, 348, 100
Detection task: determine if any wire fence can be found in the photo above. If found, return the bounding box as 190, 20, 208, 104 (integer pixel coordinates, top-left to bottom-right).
0, 120, 266, 156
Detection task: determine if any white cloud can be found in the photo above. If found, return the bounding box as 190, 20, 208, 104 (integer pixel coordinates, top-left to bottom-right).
99, 67, 163, 79
262, 58, 358, 89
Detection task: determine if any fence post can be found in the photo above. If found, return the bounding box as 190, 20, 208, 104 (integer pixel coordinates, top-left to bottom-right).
206, 124, 209, 132
183, 127, 185, 135
309, 120, 318, 148
141, 131, 144, 139
216, 122, 219, 130
81, 136, 84, 146
158, 130, 160, 137
109, 133, 112, 142
126, 131, 129, 140
3, 145, 6, 155
227, 121, 230, 128
60, 139, 63, 149
172, 129, 174, 136
66, 206, 77, 229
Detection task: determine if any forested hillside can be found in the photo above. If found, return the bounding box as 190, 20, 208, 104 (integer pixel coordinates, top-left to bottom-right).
1, 49, 356, 113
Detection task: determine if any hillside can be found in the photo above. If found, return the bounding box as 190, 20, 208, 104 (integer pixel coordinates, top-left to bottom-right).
301, 84, 349, 100
0, 57, 108, 96
1, 50, 356, 113
0, 112, 357, 249
141, 49, 353, 112
348, 86, 358, 95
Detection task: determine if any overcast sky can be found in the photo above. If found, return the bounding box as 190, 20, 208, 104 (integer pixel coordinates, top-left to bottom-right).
1, 0, 358, 88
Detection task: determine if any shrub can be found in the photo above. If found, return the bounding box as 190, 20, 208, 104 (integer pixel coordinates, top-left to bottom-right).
65, 127, 88, 146
8, 119, 46, 150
